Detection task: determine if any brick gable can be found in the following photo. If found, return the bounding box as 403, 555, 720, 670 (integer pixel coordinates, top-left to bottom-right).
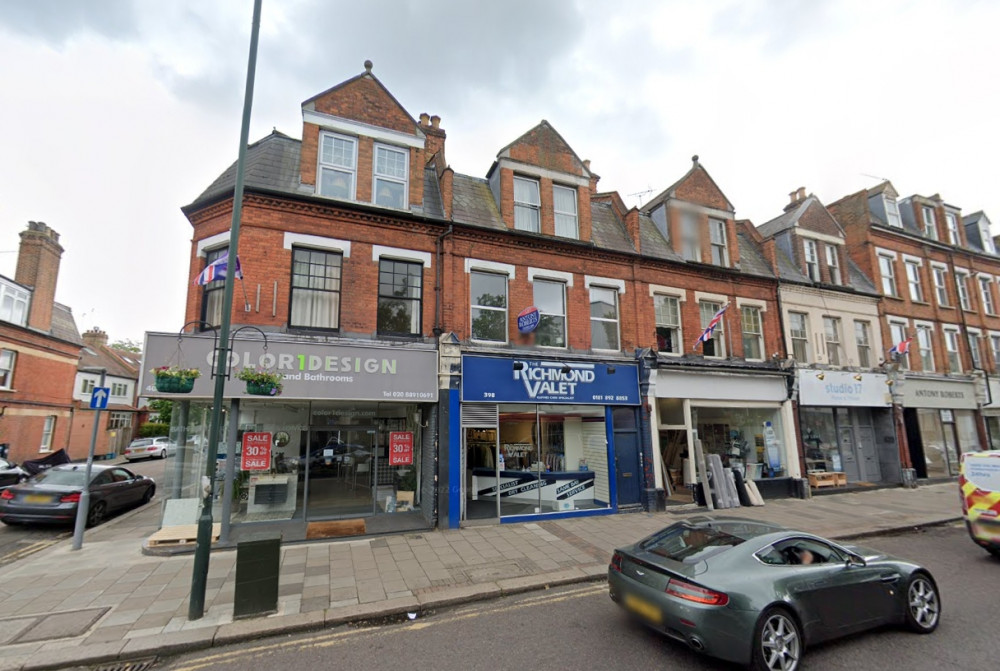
671, 166, 732, 212
797, 200, 844, 239
500, 121, 589, 176
306, 72, 417, 136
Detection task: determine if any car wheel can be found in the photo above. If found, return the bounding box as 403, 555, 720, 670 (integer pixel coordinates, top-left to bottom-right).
904, 573, 940, 633
86, 501, 107, 528
159, 449, 167, 459
142, 486, 155, 504
751, 607, 802, 671
987, 547, 1000, 560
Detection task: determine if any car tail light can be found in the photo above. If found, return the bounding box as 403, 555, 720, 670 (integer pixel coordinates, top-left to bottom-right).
60, 492, 82, 503
665, 578, 729, 606
611, 551, 623, 572
0, 489, 13, 500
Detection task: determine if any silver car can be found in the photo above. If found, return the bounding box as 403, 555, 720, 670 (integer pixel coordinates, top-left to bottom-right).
124, 437, 175, 461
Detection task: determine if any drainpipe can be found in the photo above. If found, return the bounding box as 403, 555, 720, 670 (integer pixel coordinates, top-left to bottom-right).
434, 225, 454, 337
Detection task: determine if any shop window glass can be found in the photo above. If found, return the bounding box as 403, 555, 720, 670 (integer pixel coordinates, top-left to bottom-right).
800, 407, 841, 474
917, 408, 951, 478
691, 406, 785, 479
955, 410, 981, 462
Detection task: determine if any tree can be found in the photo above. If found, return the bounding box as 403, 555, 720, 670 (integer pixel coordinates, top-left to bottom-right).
148, 399, 173, 426
112, 338, 142, 353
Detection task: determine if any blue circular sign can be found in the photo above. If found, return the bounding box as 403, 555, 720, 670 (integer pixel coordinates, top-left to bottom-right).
517, 306, 540, 334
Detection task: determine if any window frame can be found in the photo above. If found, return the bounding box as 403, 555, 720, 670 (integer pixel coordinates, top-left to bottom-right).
789, 312, 810, 363
533, 279, 566, 348
0, 349, 15, 390
804, 240, 820, 281
889, 321, 910, 370
878, 254, 897, 297
969, 331, 984, 370
991, 335, 1000, 371
654, 294, 683, 355
957, 272, 972, 311
40, 415, 56, 452
698, 300, 726, 359
552, 184, 579, 239
922, 206, 937, 240
979, 276, 996, 315
317, 131, 358, 200
0, 281, 30, 327
201, 246, 228, 328
884, 197, 902, 227
289, 246, 343, 331
376, 258, 424, 337
470, 271, 509, 344
823, 316, 842, 366
709, 219, 729, 267
681, 211, 701, 262
916, 325, 934, 371
905, 261, 924, 303
945, 212, 960, 245
741, 305, 764, 361
372, 142, 409, 209
854, 321, 872, 368
824, 244, 841, 284
932, 266, 949, 307
590, 285, 621, 352
513, 176, 541, 233
944, 328, 962, 373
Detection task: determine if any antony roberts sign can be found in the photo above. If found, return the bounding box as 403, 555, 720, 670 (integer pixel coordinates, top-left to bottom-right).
140, 333, 438, 401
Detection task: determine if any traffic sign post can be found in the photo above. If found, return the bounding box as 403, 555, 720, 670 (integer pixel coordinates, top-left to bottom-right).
73, 369, 106, 550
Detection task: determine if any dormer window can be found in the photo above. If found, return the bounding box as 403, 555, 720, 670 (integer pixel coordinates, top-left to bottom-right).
319, 132, 357, 200
513, 177, 541, 232
945, 212, 960, 245
884, 197, 902, 227
804, 239, 819, 281
922, 206, 937, 240
553, 185, 578, 239
681, 211, 700, 261
373, 144, 408, 209
825, 244, 841, 284
982, 224, 996, 254
709, 219, 728, 266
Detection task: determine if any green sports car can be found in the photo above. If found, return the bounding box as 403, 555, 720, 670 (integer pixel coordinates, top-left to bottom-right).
609, 516, 940, 671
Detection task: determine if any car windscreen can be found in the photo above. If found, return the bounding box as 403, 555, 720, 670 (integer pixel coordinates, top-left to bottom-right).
963, 454, 1000, 492
130, 439, 153, 447
640, 522, 774, 563
31, 470, 88, 486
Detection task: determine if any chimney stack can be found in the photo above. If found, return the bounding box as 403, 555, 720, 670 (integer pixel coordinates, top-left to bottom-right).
82, 327, 109, 348
785, 187, 807, 212
15, 221, 64, 332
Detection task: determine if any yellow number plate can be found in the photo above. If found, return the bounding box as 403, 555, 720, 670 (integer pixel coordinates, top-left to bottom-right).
624, 593, 662, 624
24, 494, 52, 504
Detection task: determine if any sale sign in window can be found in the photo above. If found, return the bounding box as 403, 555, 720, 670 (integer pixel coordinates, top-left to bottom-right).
389, 431, 414, 466
241, 432, 272, 470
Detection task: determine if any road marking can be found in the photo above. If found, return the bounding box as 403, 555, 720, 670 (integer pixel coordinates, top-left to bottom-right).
169, 583, 607, 671
0, 534, 69, 565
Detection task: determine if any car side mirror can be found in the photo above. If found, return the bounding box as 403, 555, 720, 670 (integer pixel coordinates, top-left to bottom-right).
846, 553, 866, 568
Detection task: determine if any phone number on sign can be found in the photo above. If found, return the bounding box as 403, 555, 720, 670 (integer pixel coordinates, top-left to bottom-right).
591, 394, 630, 402
382, 391, 436, 399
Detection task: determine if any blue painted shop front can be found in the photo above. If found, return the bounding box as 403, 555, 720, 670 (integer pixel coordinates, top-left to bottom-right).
456, 354, 642, 524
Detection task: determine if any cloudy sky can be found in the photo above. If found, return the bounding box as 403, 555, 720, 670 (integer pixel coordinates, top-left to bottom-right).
1, 0, 998, 343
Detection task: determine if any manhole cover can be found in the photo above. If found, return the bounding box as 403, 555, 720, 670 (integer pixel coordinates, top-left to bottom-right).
92, 658, 157, 671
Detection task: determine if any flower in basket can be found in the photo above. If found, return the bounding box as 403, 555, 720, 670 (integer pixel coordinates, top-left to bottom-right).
236, 367, 284, 396
152, 366, 202, 379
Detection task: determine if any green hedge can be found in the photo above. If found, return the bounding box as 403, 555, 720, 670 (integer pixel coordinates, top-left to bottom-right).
138, 423, 169, 438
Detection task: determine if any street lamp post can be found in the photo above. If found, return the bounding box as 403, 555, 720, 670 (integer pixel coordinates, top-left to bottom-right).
188, 0, 263, 621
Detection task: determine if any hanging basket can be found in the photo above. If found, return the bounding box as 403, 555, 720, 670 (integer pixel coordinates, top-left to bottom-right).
246, 381, 280, 396
155, 376, 196, 394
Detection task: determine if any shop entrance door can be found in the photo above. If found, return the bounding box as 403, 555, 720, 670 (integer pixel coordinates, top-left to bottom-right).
857, 426, 882, 482
614, 433, 641, 506
305, 427, 376, 519
837, 427, 862, 483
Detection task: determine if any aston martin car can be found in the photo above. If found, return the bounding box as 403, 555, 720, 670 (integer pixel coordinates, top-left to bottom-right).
609, 516, 940, 671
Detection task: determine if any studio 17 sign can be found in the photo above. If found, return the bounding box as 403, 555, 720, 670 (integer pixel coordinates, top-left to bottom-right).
241, 432, 272, 470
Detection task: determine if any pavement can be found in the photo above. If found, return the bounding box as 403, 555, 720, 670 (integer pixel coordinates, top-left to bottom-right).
0, 482, 962, 671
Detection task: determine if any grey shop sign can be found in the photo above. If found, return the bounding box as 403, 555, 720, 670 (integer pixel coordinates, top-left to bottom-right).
140, 333, 438, 402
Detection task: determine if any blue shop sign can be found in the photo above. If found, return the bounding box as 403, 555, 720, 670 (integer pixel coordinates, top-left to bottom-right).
516, 306, 540, 334
462, 355, 640, 405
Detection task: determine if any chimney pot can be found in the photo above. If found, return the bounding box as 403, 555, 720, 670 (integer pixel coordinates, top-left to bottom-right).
583, 159, 591, 171
430, 115, 441, 129
419, 113, 430, 125
797, 187, 806, 200
82, 327, 109, 347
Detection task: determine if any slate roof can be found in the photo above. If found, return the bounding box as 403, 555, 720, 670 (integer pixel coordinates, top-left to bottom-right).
421, 168, 445, 219
773, 246, 810, 283
79, 344, 138, 379
51, 303, 83, 346
772, 242, 877, 294
736, 231, 775, 279
451, 174, 504, 230
188, 131, 303, 208
757, 204, 802, 238
590, 202, 635, 254
638, 215, 682, 262
846, 257, 877, 294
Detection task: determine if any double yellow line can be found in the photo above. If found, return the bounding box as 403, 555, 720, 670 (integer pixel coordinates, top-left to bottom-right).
0, 534, 68, 565
170, 582, 607, 671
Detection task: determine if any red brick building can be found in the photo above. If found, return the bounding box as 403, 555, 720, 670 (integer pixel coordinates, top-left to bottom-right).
144, 62, 806, 538
830, 182, 1000, 479
0, 222, 83, 464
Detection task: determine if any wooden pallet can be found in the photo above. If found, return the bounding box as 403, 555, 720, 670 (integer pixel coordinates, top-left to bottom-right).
147, 523, 221, 547
808, 472, 847, 489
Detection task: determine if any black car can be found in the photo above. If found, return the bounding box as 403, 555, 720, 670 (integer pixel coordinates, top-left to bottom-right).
0, 458, 28, 489
0, 464, 155, 527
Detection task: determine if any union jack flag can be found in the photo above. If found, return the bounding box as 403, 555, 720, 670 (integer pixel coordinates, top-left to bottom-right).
888, 336, 913, 357
195, 253, 243, 286
693, 303, 729, 350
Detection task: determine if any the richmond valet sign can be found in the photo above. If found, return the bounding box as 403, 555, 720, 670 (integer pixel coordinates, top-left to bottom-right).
140, 333, 437, 401
461, 355, 640, 405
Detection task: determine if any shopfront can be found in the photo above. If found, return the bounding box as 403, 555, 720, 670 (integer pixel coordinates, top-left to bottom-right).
458, 354, 641, 523
797, 370, 900, 485
652, 367, 798, 503
981, 378, 1000, 450
140, 333, 438, 537
902, 377, 981, 479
